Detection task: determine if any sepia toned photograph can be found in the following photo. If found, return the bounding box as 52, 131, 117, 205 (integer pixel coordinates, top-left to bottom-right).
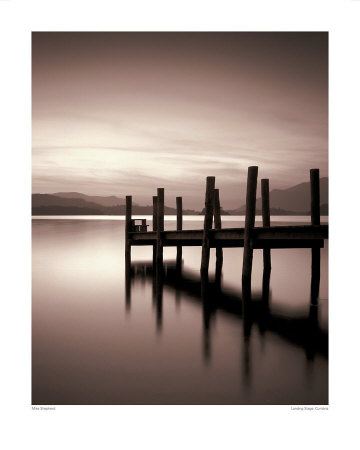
32, 31, 328, 405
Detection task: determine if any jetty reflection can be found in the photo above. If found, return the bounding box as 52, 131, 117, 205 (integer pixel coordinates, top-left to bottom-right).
126, 261, 328, 376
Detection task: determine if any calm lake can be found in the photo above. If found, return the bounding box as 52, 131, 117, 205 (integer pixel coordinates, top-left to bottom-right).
32, 216, 328, 405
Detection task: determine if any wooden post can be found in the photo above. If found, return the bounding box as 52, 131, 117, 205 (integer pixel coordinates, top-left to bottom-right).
156, 188, 164, 267
125, 195, 132, 239
201, 176, 215, 277
213, 188, 223, 285
310, 169, 321, 303
155, 189, 164, 329
125, 195, 132, 311
310, 169, 320, 226
125, 195, 132, 260
152, 195, 158, 265
176, 196, 183, 272
153, 196, 158, 231
242, 166, 258, 298
261, 179, 271, 272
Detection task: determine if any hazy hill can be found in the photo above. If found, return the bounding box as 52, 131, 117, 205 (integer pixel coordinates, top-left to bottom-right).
52, 192, 126, 207
32, 194, 105, 210
229, 177, 328, 214
32, 194, 198, 215
32, 177, 328, 216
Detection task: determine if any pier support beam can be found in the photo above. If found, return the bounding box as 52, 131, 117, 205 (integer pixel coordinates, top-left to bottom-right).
125, 195, 132, 311
213, 188, 223, 285
155, 188, 164, 330
310, 169, 321, 304
261, 179, 271, 273
201, 176, 215, 278
156, 188, 164, 266
152, 195, 158, 265
242, 166, 258, 299
176, 196, 183, 273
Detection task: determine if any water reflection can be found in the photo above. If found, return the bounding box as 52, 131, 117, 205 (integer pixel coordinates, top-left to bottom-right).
33, 219, 328, 404
127, 260, 327, 382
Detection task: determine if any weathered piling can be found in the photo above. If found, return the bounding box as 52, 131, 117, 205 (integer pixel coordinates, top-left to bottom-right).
125, 196, 132, 264
242, 166, 258, 298
153, 196, 158, 231
125, 195, 132, 240
155, 189, 164, 328
201, 176, 215, 277
310, 169, 321, 304
156, 188, 164, 266
176, 196, 183, 272
261, 179, 271, 272
310, 169, 320, 226
213, 188, 223, 285
125, 195, 132, 311
152, 195, 158, 264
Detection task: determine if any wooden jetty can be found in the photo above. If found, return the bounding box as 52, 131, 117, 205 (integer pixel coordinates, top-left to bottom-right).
125, 167, 328, 303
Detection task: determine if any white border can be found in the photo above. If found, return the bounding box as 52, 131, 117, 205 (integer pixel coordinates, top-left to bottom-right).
1, 1, 360, 448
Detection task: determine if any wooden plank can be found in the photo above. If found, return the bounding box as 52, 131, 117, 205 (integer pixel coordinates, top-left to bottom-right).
261, 178, 271, 272
130, 225, 328, 243
130, 237, 324, 249
201, 176, 215, 276
242, 166, 258, 294
251, 225, 328, 240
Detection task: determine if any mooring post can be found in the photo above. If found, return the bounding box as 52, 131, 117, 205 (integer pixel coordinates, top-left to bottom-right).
152, 195, 158, 265
213, 188, 223, 285
176, 196, 183, 273
261, 179, 271, 273
156, 188, 164, 268
153, 196, 158, 231
125, 195, 132, 310
242, 166, 258, 299
310, 169, 321, 304
125, 195, 132, 264
201, 176, 215, 277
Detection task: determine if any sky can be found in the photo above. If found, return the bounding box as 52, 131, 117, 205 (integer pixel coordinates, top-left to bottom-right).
32, 32, 328, 209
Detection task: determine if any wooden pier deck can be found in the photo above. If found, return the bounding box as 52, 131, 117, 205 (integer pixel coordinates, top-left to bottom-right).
130, 224, 328, 248
125, 166, 328, 304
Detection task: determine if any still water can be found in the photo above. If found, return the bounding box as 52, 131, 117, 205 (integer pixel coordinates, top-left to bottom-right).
32, 216, 328, 405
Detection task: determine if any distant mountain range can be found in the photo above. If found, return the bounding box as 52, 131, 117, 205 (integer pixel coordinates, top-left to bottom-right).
52, 192, 127, 207
32, 193, 198, 216
228, 177, 328, 215
32, 177, 328, 216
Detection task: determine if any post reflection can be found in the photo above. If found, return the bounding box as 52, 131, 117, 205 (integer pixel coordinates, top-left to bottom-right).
125, 247, 132, 313
201, 274, 216, 364
155, 259, 163, 333
127, 260, 327, 388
